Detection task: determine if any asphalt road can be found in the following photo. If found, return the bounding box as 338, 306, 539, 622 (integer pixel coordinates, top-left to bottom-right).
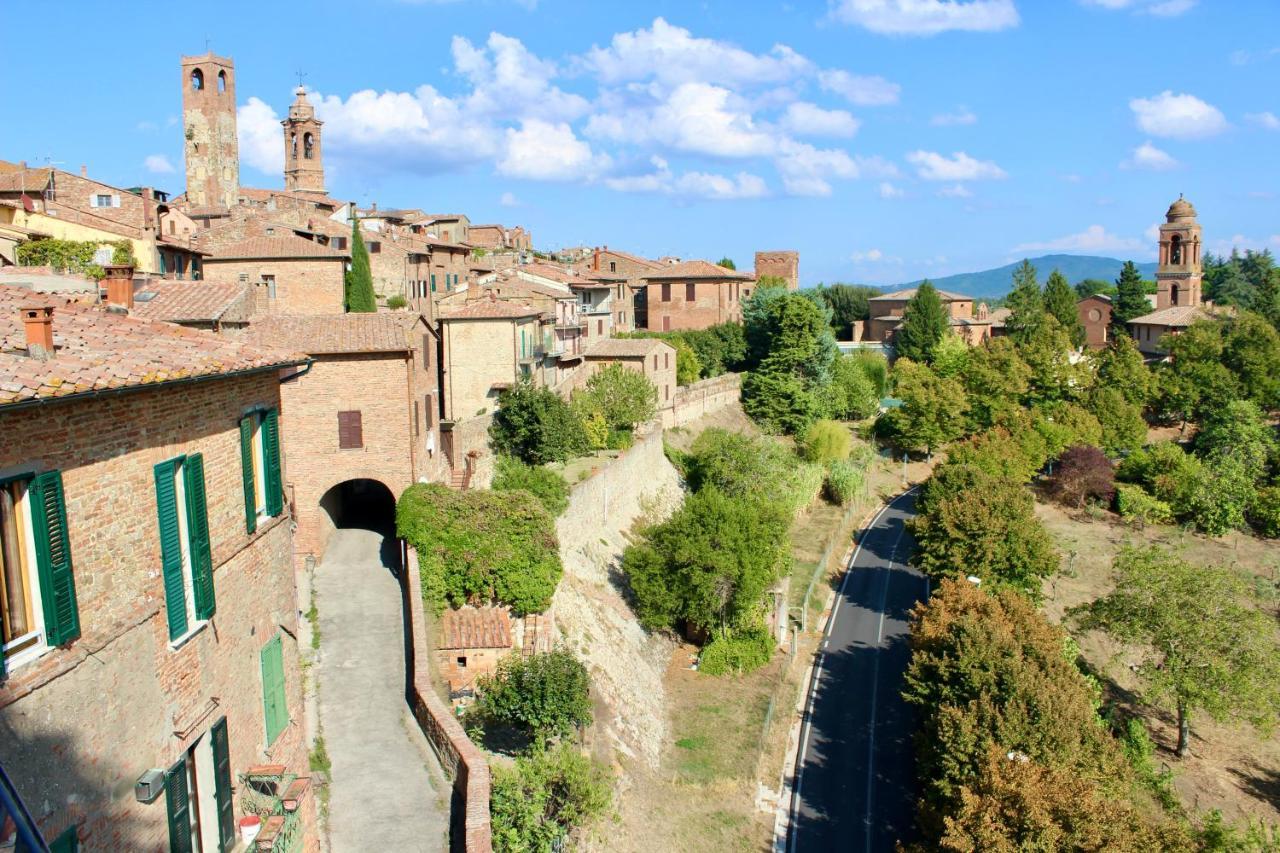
787, 489, 927, 853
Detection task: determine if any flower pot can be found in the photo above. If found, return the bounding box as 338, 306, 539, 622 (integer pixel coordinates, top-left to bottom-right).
239, 815, 262, 844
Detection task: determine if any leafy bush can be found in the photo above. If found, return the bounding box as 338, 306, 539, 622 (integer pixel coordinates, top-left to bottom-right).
1181, 453, 1255, 536
490, 382, 589, 464
877, 359, 969, 455
386, 294, 408, 310
1048, 445, 1116, 509
397, 483, 562, 615
824, 458, 865, 505
797, 419, 852, 463
827, 354, 880, 420
948, 425, 1047, 484
1114, 484, 1174, 527
698, 627, 775, 675
686, 428, 820, 515
575, 363, 657, 430
471, 648, 592, 745
493, 456, 570, 517
673, 338, 701, 385
1248, 486, 1280, 538
490, 743, 612, 853
605, 427, 633, 451
581, 409, 608, 449
742, 369, 821, 434
1116, 441, 1200, 503
1032, 403, 1104, 459
1087, 386, 1147, 456
16, 237, 132, 280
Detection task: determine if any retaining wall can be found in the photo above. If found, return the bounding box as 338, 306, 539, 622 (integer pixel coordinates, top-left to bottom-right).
663, 372, 743, 428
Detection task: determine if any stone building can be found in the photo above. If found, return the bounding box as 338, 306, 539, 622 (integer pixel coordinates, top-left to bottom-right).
640, 259, 754, 332
181, 53, 239, 210
582, 337, 678, 413
862, 287, 992, 346
282, 88, 326, 196
754, 250, 800, 290
411, 214, 470, 244
0, 284, 315, 852
438, 298, 545, 421
1128, 196, 1214, 356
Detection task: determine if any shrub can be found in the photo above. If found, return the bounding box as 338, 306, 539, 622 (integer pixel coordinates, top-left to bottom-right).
1181, 453, 1255, 536
490, 743, 612, 853
1032, 403, 1104, 459
1049, 445, 1116, 509
471, 648, 592, 745
1116, 441, 1201, 506
493, 456, 570, 517
1248, 486, 1280, 538
828, 355, 880, 420
673, 338, 701, 385
797, 419, 852, 463
824, 458, 864, 505
605, 427, 633, 451
1114, 484, 1174, 527
850, 350, 889, 397
948, 425, 1047, 484
576, 363, 657, 430
397, 483, 562, 615
742, 369, 820, 434
1087, 386, 1147, 456
686, 428, 820, 514
698, 627, 775, 675
581, 410, 608, 450
490, 382, 589, 465
386, 294, 408, 310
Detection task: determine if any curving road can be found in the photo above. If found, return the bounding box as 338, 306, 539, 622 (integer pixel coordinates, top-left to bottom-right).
787, 489, 928, 853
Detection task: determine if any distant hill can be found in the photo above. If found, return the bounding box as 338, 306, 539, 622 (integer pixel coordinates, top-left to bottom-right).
896, 255, 1158, 299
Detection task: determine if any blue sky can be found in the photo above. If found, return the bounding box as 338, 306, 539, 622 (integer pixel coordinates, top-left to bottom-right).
2, 0, 1277, 285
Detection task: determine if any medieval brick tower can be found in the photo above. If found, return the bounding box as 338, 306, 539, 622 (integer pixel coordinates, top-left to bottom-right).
180, 53, 240, 209
282, 88, 326, 194
1155, 195, 1203, 309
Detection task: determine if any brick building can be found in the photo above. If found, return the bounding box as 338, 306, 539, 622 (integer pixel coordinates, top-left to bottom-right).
202, 233, 348, 315
181, 53, 240, 210
641, 259, 754, 332
411, 214, 470, 244
467, 224, 533, 252
1077, 294, 1112, 349
130, 279, 256, 332
1128, 196, 1214, 356
282, 88, 325, 196
241, 313, 446, 568
0, 284, 315, 852
862, 287, 993, 346
754, 250, 800, 290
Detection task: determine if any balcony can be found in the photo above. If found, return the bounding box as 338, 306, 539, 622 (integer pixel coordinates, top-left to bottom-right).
239, 766, 310, 853
517, 344, 546, 364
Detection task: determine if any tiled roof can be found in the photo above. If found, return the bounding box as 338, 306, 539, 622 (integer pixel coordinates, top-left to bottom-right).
586, 337, 672, 358
156, 234, 211, 255
440, 299, 541, 320
987, 307, 1013, 327
869, 287, 971, 302
1128, 305, 1210, 327
238, 187, 345, 208
242, 313, 425, 354
207, 233, 349, 260
439, 606, 512, 650
642, 259, 754, 281
131, 281, 252, 324
599, 248, 662, 270
0, 168, 52, 192
0, 285, 306, 408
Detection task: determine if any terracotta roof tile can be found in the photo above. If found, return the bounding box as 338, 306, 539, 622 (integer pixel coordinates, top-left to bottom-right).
586, 338, 673, 358
440, 300, 541, 320
0, 285, 306, 408
869, 287, 971, 302
1128, 305, 1211, 327
242, 313, 425, 354
642, 259, 754, 281
439, 607, 512, 650
131, 281, 253, 324
207, 233, 349, 260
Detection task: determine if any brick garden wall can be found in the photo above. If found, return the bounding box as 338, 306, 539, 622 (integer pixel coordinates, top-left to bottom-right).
662, 371, 743, 428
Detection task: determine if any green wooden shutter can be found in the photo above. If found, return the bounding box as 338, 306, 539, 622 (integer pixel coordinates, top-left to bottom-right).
154, 460, 187, 640
263, 409, 283, 517
49, 825, 79, 853
261, 635, 288, 745
430, 274, 436, 292
183, 454, 215, 622
211, 716, 235, 851
239, 416, 257, 534
30, 470, 80, 646
164, 758, 193, 853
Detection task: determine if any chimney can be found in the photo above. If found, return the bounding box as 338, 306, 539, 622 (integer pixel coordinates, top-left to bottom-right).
20, 305, 54, 358
593, 247, 600, 271
80, 165, 88, 178
104, 264, 135, 311
142, 187, 156, 233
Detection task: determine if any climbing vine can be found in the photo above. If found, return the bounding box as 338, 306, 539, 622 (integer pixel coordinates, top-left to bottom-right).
16, 238, 134, 280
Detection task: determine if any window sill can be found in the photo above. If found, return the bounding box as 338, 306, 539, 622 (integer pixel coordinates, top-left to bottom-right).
168, 619, 210, 651
0, 639, 50, 674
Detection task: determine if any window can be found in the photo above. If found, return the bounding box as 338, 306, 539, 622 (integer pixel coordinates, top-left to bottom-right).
665, 384, 670, 401
665, 352, 670, 370
93, 194, 111, 208
609, 261, 617, 272
216, 70, 227, 94
430, 274, 437, 293
424, 395, 434, 429
239, 409, 283, 535
457, 656, 468, 668
303, 132, 315, 160
190, 68, 204, 91
685, 282, 695, 302
1, 471, 79, 673
337, 411, 363, 449
661, 283, 671, 302
262, 275, 277, 300
164, 717, 234, 853
154, 455, 214, 644
652, 354, 658, 370
260, 634, 289, 746
368, 241, 381, 254
421, 334, 431, 369
334, 236, 347, 250
662, 315, 671, 332
597, 319, 603, 336
414, 403, 420, 437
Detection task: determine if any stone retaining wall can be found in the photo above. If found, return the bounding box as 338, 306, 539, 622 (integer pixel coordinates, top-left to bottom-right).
663, 372, 742, 428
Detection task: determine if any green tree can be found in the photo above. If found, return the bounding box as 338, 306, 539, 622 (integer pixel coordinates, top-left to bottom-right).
1075, 545, 1280, 757
1004, 259, 1045, 343
1196, 398, 1276, 475
827, 354, 880, 420
575, 363, 657, 430
1075, 278, 1116, 299
961, 338, 1031, 431
490, 743, 612, 853
741, 283, 790, 368
471, 649, 593, 745
1111, 261, 1150, 332
1222, 311, 1280, 409
796, 419, 851, 463
716, 256, 736, 270
684, 428, 822, 513
895, 281, 950, 363
1019, 316, 1092, 406
816, 283, 881, 337
1086, 387, 1148, 456
742, 293, 836, 433
492, 456, 571, 516
878, 359, 969, 455
344, 221, 377, 312
1045, 269, 1085, 348
1094, 334, 1152, 408
929, 333, 971, 379
672, 338, 701, 385
490, 382, 589, 465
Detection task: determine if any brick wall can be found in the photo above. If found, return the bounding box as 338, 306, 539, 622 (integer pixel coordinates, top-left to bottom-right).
0, 375, 313, 851
662, 372, 743, 428
754, 250, 799, 290
642, 279, 744, 331
201, 256, 345, 314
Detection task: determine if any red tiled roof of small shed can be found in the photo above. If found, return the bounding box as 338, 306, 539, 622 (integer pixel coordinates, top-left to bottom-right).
439, 607, 512, 650
131, 281, 252, 324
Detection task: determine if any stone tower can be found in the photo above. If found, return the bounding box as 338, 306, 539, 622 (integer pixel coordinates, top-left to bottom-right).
282, 88, 326, 194
180, 53, 240, 209
1155, 195, 1203, 310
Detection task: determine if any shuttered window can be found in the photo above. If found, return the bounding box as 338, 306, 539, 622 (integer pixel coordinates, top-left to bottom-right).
260, 634, 288, 745
49, 826, 78, 853
239, 409, 283, 533
155, 455, 215, 642
337, 411, 363, 449
685, 282, 696, 302
661, 283, 671, 302
164, 757, 194, 853
211, 716, 235, 850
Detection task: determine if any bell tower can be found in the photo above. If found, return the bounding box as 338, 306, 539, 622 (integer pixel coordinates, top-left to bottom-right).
181, 53, 240, 209
1155, 195, 1202, 309
282, 88, 326, 195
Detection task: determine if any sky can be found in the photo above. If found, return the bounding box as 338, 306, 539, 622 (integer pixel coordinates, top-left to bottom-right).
2, 0, 1278, 286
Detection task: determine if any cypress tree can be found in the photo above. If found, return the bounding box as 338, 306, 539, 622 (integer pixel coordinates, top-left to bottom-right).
896, 280, 950, 363
344, 220, 377, 313
1004, 259, 1044, 344
1044, 269, 1085, 348
1111, 260, 1150, 333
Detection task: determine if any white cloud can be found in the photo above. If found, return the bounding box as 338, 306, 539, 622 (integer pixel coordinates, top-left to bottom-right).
854, 155, 901, 178
779, 102, 860, 137
1130, 91, 1228, 139
586, 82, 775, 158
238, 97, 286, 174
500, 191, 520, 207
818, 69, 901, 105
144, 154, 175, 174
604, 156, 768, 200
1082, 0, 1196, 15
1012, 224, 1144, 253
852, 248, 885, 262
879, 181, 905, 198
930, 107, 977, 126
1144, 223, 1162, 242
828, 0, 1019, 35
582, 18, 812, 88
1246, 111, 1280, 131
498, 120, 610, 180
452, 32, 588, 122
937, 183, 973, 198
906, 149, 1006, 180
774, 141, 861, 196
1123, 140, 1179, 171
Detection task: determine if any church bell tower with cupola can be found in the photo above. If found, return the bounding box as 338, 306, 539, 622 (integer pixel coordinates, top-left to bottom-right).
282, 87, 326, 195
1155, 195, 1203, 310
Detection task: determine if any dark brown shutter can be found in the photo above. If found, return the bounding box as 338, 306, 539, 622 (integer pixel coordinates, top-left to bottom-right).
337, 411, 363, 449
685, 282, 695, 301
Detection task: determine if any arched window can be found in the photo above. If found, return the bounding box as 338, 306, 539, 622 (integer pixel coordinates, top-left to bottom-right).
304, 132, 315, 160
190, 68, 204, 91
290, 132, 298, 160
217, 70, 227, 93
1170, 234, 1182, 265
1172, 283, 1181, 306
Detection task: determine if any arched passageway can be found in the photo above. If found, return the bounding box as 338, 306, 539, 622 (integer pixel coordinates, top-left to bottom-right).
319, 477, 396, 535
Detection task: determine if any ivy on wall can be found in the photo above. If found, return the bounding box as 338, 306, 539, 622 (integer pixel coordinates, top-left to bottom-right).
16, 238, 135, 280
